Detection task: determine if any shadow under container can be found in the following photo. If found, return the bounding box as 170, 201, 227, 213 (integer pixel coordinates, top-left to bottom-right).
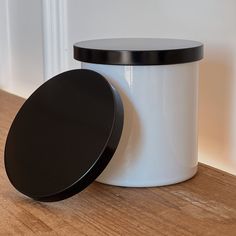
74, 38, 204, 187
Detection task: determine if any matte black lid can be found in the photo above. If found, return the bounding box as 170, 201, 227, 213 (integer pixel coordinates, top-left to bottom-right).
4, 69, 124, 202
74, 38, 203, 65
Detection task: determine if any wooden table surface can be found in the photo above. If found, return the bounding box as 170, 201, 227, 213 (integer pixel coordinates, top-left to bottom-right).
0, 90, 236, 236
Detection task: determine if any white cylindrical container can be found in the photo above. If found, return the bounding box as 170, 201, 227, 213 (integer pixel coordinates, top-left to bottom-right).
74, 38, 204, 187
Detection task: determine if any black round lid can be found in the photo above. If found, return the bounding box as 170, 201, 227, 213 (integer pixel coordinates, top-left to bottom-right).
4, 69, 124, 202
74, 38, 203, 65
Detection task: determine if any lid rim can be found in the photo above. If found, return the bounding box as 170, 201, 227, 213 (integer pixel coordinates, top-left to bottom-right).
4, 69, 124, 202
73, 38, 204, 65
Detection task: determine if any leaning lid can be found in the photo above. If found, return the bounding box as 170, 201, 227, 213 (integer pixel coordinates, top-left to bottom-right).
4, 69, 124, 202
74, 38, 203, 65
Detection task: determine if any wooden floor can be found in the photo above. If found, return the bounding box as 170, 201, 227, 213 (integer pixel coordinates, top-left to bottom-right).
0, 90, 236, 235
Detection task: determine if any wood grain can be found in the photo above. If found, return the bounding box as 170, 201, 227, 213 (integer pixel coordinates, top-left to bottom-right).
0, 89, 236, 235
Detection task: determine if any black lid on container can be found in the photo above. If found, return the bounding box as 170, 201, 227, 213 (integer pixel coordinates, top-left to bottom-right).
4, 69, 124, 202
74, 38, 203, 65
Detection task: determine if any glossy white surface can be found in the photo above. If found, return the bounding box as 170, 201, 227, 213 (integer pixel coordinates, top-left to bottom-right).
82, 62, 199, 187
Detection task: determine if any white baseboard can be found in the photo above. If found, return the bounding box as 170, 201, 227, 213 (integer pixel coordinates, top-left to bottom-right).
42, 0, 69, 80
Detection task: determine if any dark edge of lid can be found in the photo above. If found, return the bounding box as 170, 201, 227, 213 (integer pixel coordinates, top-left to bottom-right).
4, 70, 124, 202
73, 42, 203, 66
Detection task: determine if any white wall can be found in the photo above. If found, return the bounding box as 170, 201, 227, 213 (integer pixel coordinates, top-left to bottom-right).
0, 0, 11, 91
0, 0, 236, 175
0, 0, 44, 98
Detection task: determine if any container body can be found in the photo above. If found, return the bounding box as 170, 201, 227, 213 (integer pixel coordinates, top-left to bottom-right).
82, 62, 199, 187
